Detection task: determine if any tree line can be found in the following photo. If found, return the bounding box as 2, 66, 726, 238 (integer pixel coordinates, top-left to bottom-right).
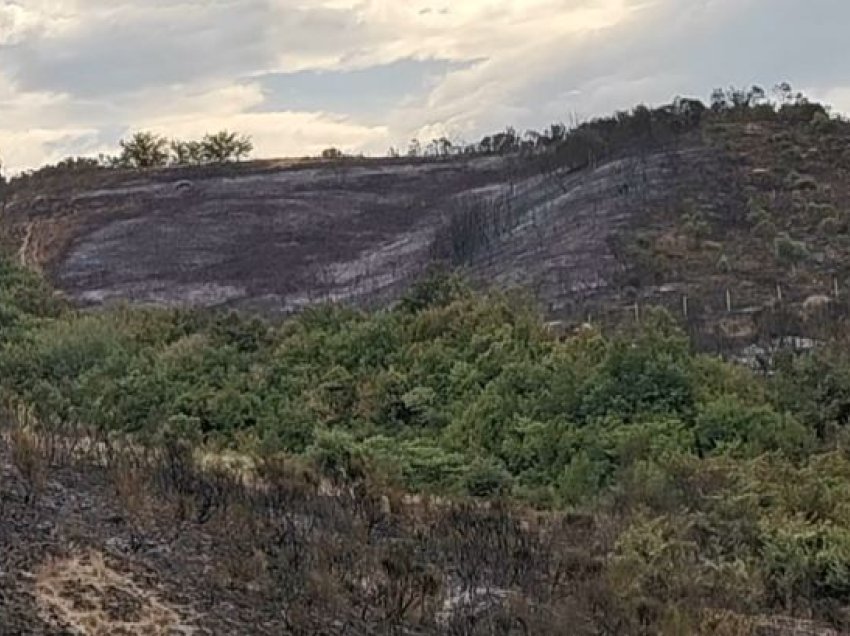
0, 130, 254, 190
1, 82, 836, 193
109, 130, 254, 169
398, 82, 832, 168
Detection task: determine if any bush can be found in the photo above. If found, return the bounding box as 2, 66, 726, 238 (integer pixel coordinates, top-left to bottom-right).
694, 397, 811, 457
463, 456, 513, 497
579, 337, 694, 423
774, 233, 809, 266
307, 428, 364, 483
762, 519, 850, 610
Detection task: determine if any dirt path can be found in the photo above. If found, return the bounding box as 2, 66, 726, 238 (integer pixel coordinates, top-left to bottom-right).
17, 222, 34, 269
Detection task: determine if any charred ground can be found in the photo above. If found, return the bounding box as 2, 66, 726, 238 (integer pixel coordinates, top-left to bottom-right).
3, 95, 850, 353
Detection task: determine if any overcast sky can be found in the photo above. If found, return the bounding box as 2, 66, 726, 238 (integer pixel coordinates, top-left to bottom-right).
0, 0, 848, 173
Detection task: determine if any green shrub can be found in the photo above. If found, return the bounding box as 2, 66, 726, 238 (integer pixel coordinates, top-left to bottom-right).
558, 450, 610, 505
307, 428, 364, 483
762, 519, 850, 608
463, 456, 513, 497
694, 397, 811, 457
579, 338, 694, 423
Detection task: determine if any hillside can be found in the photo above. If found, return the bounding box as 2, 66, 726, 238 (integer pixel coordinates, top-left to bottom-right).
6, 91, 850, 635
4, 101, 850, 354
5, 257, 850, 634
2, 149, 682, 313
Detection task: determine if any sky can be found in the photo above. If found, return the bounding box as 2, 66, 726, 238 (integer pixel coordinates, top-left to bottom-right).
0, 0, 848, 173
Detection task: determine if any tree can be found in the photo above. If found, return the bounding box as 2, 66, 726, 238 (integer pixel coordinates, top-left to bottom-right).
491, 127, 519, 154
200, 131, 253, 163
232, 134, 254, 161
321, 147, 344, 160
117, 132, 170, 168
170, 140, 203, 165
774, 82, 795, 106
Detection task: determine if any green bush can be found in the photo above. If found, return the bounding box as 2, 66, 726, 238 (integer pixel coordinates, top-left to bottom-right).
0, 259, 846, 520
579, 336, 694, 423
307, 428, 365, 483
463, 456, 513, 497
762, 519, 850, 608
694, 397, 811, 457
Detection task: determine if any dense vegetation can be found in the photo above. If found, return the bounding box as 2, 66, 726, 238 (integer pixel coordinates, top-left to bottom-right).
5, 255, 850, 630
1, 257, 847, 498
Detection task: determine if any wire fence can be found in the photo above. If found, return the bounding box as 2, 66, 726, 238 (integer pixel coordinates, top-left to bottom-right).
551, 277, 850, 355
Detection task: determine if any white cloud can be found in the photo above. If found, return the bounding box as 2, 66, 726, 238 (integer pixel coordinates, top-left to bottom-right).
811, 87, 850, 116
0, 0, 848, 173
0, 1, 75, 44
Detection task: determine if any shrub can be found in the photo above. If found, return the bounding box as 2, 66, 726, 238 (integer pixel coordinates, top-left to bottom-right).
307, 428, 365, 483
762, 519, 850, 610
579, 338, 694, 423
694, 397, 811, 457
397, 270, 470, 313
463, 456, 513, 497
774, 233, 809, 266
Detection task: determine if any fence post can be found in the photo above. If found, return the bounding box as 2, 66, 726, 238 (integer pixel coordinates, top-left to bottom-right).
682, 295, 688, 318
776, 283, 783, 303
726, 289, 732, 313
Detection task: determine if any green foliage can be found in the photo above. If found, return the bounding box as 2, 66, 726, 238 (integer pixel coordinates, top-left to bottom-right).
397, 270, 471, 313
307, 428, 364, 483
0, 262, 840, 504
762, 519, 850, 608
694, 397, 810, 457
7, 259, 850, 629
771, 347, 850, 438
114, 130, 253, 168
463, 456, 513, 497
579, 313, 694, 423
200, 130, 253, 163
0, 257, 62, 345
784, 171, 818, 192
117, 131, 170, 168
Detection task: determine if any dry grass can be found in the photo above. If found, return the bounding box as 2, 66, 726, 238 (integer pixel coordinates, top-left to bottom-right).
9, 427, 47, 502
35, 550, 195, 636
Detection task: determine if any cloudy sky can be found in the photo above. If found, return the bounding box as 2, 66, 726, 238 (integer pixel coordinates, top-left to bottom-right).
0, 0, 847, 173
